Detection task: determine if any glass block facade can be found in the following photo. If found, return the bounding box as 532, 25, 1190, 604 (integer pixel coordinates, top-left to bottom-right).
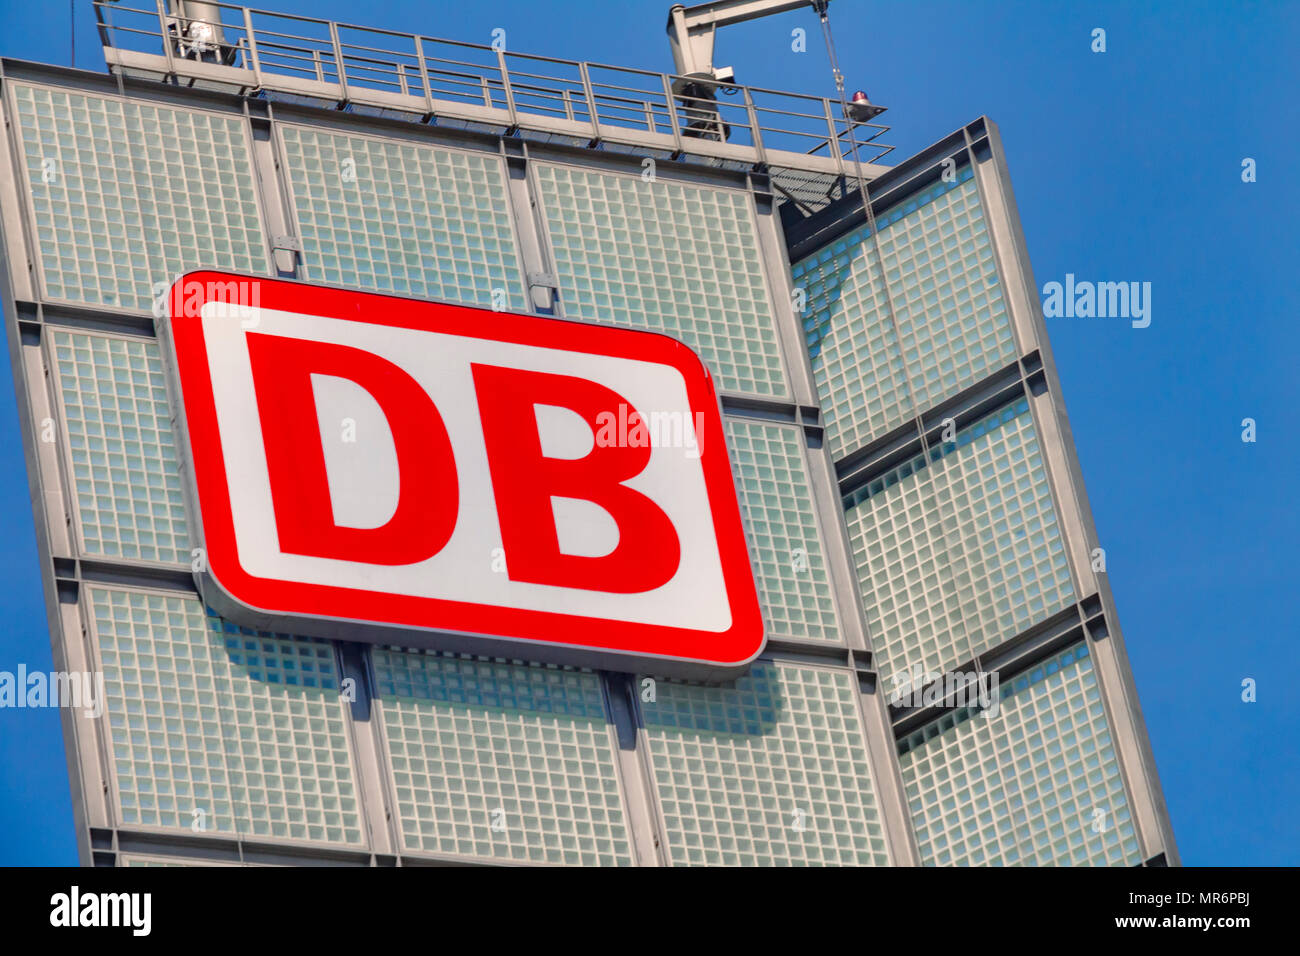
639, 662, 889, 865
791, 168, 1018, 459
372, 649, 633, 865
0, 65, 1170, 867
897, 642, 1142, 866
535, 163, 786, 397
725, 418, 840, 644
280, 125, 526, 311
10, 83, 268, 312
89, 586, 363, 846
121, 856, 205, 866
843, 399, 1075, 688
50, 329, 189, 564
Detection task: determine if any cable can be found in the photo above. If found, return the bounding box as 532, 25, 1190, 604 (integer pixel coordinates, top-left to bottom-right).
815, 2, 925, 451
817, 8, 998, 685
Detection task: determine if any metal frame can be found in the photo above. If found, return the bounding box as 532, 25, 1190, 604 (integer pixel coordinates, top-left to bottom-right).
971, 121, 1179, 865
266, 113, 534, 308
91, 0, 892, 188
1, 73, 279, 311
784, 117, 1180, 865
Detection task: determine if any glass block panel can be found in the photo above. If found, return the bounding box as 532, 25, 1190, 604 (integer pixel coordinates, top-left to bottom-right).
898, 641, 1142, 866
372, 649, 632, 865
844, 399, 1075, 689
640, 662, 888, 865
791, 168, 1018, 457
725, 418, 840, 644
12, 84, 268, 311
121, 857, 204, 866
50, 330, 188, 564
280, 125, 525, 310
121, 854, 245, 866
536, 163, 785, 396
88, 587, 363, 845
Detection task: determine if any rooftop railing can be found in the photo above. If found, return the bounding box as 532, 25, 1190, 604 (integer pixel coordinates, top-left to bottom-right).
92, 0, 892, 194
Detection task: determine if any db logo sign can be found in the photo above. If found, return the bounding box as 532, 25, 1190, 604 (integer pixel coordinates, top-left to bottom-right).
163, 272, 763, 676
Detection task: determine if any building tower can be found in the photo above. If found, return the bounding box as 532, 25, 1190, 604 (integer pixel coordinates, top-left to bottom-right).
0, 1, 1176, 865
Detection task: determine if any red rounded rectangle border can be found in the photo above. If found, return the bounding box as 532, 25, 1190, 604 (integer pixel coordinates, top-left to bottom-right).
163, 271, 765, 676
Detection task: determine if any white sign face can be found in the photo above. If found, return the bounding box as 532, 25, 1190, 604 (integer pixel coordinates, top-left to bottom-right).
165, 273, 764, 676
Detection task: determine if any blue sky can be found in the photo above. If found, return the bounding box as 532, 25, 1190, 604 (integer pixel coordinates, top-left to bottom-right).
0, 0, 1295, 866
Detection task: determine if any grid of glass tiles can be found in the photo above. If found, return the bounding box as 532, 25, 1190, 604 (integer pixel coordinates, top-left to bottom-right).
725, 418, 840, 643
791, 168, 1018, 458
122, 857, 199, 866
11, 84, 267, 312
88, 587, 363, 846
897, 641, 1142, 866
123, 856, 247, 866
372, 649, 632, 865
639, 662, 889, 865
1, 74, 1160, 871
280, 125, 525, 310
535, 163, 785, 396
50, 330, 188, 564
844, 399, 1075, 689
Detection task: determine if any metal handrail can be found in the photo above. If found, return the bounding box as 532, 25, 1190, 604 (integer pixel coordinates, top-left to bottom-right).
92, 0, 893, 169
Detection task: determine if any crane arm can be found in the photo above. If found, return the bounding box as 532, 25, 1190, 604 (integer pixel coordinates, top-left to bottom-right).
666, 0, 827, 81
